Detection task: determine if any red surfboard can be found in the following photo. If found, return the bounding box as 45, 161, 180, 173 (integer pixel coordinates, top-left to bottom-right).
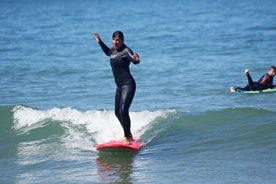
96, 139, 143, 152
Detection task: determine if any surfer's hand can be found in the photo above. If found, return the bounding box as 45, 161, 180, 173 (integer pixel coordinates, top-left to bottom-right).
93, 32, 101, 43
133, 53, 140, 64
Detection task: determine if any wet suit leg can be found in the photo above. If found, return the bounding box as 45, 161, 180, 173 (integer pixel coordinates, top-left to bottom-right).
246, 73, 255, 90
236, 73, 256, 91
114, 83, 136, 138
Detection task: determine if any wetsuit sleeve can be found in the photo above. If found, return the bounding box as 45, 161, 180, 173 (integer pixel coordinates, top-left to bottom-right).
125, 47, 140, 65
98, 40, 111, 56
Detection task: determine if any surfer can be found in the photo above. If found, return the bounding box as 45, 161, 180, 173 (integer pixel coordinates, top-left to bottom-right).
230, 66, 276, 92
93, 31, 140, 144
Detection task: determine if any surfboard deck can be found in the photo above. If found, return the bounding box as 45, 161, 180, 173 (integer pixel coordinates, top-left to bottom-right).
230, 87, 276, 94
96, 139, 143, 152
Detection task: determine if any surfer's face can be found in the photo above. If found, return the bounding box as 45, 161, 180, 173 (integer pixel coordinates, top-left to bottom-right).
268, 68, 275, 77
112, 35, 123, 50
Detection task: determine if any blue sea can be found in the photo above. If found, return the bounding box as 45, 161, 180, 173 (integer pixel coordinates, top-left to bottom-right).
1, 0, 276, 183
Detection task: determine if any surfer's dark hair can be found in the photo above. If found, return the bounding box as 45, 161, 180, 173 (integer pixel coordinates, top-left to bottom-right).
269, 65, 276, 72
112, 31, 124, 42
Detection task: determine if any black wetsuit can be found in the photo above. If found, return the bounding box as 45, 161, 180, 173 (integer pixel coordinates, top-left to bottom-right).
236, 73, 274, 91
98, 40, 139, 138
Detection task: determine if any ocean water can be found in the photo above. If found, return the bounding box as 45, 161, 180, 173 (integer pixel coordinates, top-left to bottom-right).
1, 0, 276, 183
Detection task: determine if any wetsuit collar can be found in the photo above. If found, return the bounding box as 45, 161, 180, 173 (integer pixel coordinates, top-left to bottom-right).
116, 44, 126, 52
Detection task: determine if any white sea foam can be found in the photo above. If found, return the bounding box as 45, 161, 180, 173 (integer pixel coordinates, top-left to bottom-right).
12, 105, 175, 151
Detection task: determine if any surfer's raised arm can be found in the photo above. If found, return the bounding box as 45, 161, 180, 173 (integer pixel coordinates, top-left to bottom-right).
93, 32, 110, 56
93, 32, 101, 43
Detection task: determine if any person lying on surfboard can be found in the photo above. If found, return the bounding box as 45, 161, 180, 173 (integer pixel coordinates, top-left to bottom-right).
230, 66, 276, 92
93, 31, 140, 144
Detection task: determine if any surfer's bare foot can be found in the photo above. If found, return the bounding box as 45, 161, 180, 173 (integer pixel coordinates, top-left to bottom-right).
230, 86, 236, 92
123, 137, 134, 145
244, 69, 249, 75
123, 138, 130, 145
